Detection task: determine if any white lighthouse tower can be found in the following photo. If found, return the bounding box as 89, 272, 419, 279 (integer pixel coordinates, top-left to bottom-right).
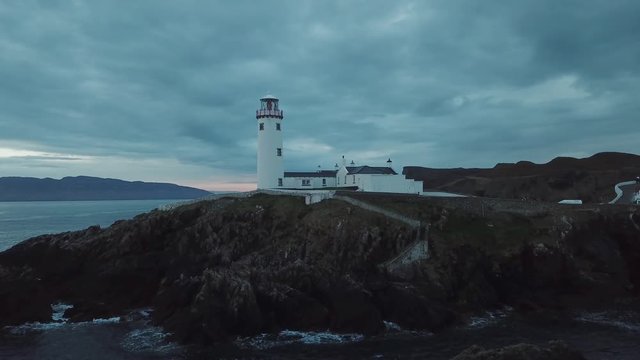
256, 94, 284, 189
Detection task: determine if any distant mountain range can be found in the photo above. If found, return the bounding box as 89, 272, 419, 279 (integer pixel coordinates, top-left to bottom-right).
404, 152, 640, 203
0, 176, 212, 201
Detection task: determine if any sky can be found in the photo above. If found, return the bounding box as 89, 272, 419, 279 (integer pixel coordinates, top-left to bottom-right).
0, 1, 638, 191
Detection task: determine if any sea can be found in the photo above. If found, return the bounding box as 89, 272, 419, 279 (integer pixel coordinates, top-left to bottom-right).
1, 200, 640, 359
0, 199, 181, 252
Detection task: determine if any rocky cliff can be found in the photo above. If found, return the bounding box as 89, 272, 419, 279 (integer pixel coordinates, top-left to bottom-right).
0, 193, 639, 345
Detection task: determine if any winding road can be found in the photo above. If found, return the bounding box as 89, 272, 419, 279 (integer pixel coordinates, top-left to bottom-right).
610, 180, 640, 204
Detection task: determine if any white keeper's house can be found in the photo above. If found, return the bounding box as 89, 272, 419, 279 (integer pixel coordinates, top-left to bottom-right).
256, 95, 423, 194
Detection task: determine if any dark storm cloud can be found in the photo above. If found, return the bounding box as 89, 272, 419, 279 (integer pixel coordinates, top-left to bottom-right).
0, 0, 639, 187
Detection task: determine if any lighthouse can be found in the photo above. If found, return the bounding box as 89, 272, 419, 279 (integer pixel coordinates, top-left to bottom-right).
256, 95, 284, 189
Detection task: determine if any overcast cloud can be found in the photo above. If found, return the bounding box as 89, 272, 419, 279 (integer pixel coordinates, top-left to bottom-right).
0, 0, 638, 190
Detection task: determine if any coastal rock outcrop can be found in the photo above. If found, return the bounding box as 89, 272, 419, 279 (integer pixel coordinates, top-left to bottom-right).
1, 193, 639, 345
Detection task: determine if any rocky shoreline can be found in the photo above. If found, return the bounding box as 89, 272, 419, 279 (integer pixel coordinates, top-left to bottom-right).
1, 193, 639, 354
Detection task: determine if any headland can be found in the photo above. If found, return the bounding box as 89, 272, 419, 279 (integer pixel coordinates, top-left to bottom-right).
1, 190, 638, 353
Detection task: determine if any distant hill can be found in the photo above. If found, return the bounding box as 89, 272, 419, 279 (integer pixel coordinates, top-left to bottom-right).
0, 176, 212, 201
404, 152, 640, 203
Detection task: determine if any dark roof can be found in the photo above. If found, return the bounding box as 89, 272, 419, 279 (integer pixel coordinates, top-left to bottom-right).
284, 170, 338, 178
346, 166, 397, 175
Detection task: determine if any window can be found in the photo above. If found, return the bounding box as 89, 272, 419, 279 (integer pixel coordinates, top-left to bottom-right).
322, 178, 326, 186
302, 179, 311, 186
352, 175, 356, 184
344, 175, 347, 184
276, 123, 281, 131
276, 148, 282, 156
259, 123, 264, 130
278, 178, 283, 187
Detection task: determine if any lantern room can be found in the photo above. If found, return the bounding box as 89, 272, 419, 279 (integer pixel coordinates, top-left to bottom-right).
256, 95, 283, 119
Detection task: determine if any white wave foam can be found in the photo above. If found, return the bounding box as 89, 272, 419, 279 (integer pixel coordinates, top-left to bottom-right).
237, 329, 365, 349
576, 311, 640, 332
383, 320, 402, 331
467, 307, 513, 329
6, 302, 74, 335
6, 307, 120, 335
91, 317, 120, 324
281, 330, 364, 344
52, 301, 121, 325
6, 317, 121, 335
119, 307, 153, 322
51, 302, 73, 322
121, 326, 179, 354
6, 321, 66, 335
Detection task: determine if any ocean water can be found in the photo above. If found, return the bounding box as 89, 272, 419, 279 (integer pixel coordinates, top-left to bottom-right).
1, 200, 640, 359
0, 199, 180, 251
2, 305, 640, 359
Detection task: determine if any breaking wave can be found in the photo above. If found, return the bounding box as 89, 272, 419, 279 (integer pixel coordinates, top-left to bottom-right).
466, 306, 513, 329
576, 310, 640, 333
121, 326, 180, 354
237, 330, 365, 349
3, 304, 181, 357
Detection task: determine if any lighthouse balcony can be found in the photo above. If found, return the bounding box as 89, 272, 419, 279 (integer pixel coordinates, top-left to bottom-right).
256, 109, 283, 119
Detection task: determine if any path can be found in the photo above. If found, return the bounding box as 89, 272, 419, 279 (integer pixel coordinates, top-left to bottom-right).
161, 189, 431, 269
333, 195, 429, 271
610, 181, 640, 205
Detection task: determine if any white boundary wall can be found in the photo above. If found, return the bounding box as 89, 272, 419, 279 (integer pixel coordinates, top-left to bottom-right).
356, 174, 423, 194
259, 189, 335, 205
335, 167, 423, 194
282, 176, 337, 189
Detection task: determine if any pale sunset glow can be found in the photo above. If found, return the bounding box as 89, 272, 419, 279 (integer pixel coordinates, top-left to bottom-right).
0, 147, 90, 161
